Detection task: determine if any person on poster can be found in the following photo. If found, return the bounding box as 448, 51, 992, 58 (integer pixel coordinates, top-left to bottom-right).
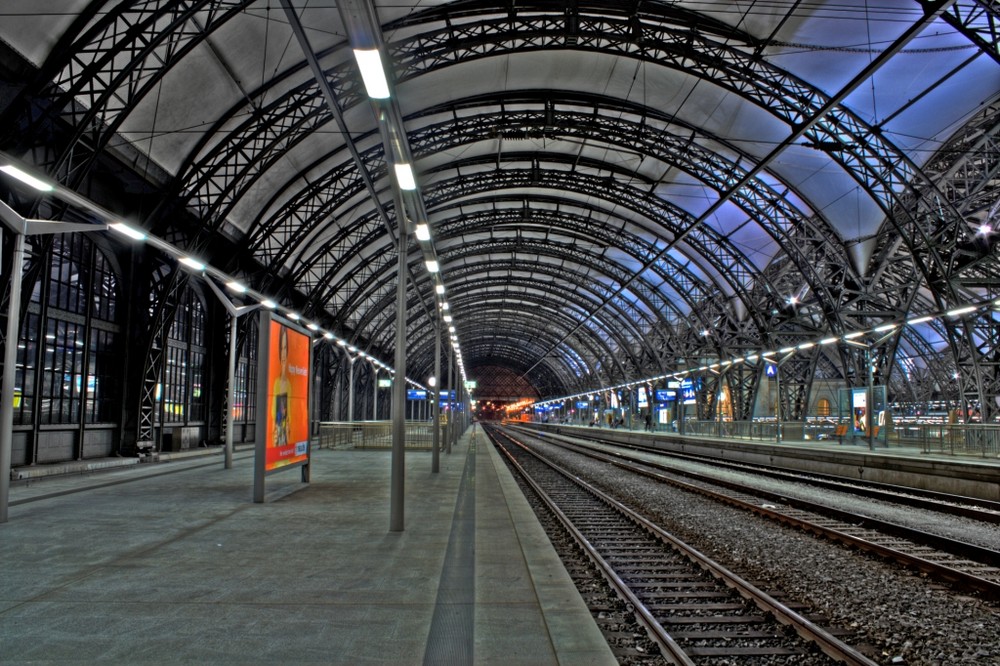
272, 326, 292, 447
854, 407, 867, 433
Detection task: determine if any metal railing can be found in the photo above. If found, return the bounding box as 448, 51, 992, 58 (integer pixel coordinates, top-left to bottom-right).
317, 421, 445, 451
543, 418, 1000, 459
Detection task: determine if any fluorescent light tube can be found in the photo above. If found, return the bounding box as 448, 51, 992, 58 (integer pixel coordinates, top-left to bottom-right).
109, 222, 146, 240
179, 256, 205, 271
353, 49, 390, 98
0, 165, 54, 192
394, 163, 416, 190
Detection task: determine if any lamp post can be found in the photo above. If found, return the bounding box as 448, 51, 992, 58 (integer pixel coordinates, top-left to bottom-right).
0, 201, 106, 523
371, 361, 378, 421
432, 318, 441, 471
347, 354, 356, 423
204, 278, 259, 469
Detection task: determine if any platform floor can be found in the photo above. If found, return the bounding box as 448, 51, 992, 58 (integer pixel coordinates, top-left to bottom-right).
0, 432, 615, 665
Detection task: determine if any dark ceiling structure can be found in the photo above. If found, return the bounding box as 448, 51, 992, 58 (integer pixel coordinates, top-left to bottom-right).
0, 1, 998, 419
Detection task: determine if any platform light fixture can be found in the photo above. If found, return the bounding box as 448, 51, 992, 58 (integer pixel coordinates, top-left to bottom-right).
435, 284, 445, 295
873, 323, 897, 333
394, 163, 416, 191
415, 223, 430, 241
353, 49, 390, 99
109, 222, 146, 241
946, 305, 977, 317
179, 256, 206, 271
843, 331, 865, 339
819, 337, 839, 345
0, 154, 418, 402
0, 164, 54, 192
336, 339, 347, 346
425, 259, 439, 273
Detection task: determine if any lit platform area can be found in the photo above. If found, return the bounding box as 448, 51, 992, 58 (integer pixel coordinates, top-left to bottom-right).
0, 433, 614, 665
521, 423, 1000, 501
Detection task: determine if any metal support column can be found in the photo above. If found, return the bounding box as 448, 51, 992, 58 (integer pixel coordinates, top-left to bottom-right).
204, 278, 259, 470
225, 312, 238, 466
0, 204, 104, 523
390, 220, 408, 531
371, 363, 378, 421
446, 343, 454, 455
0, 232, 24, 524
867, 347, 875, 451
432, 320, 441, 472
347, 355, 356, 423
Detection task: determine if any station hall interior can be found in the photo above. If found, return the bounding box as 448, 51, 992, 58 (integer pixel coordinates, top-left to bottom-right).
0, 1, 1000, 661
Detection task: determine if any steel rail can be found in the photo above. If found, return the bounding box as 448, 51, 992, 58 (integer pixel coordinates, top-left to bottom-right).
528, 429, 1000, 600
488, 428, 693, 665
531, 426, 1000, 518
491, 425, 878, 666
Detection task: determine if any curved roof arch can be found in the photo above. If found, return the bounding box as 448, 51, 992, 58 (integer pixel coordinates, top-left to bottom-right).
0, 0, 998, 416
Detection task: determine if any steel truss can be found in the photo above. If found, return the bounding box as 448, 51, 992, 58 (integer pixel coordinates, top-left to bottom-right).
3, 0, 996, 415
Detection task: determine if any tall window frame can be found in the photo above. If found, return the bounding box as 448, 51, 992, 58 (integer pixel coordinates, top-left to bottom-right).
15, 234, 120, 426
159, 288, 208, 424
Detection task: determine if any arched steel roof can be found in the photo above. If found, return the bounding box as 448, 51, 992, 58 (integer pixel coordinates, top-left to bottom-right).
0, 0, 998, 416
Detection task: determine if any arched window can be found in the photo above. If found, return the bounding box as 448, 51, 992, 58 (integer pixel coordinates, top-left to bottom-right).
233, 318, 258, 434
816, 397, 832, 417
160, 288, 207, 423
15, 234, 119, 425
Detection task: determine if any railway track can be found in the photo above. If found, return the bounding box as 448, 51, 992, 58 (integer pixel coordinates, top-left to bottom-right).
524, 426, 1000, 522
486, 425, 877, 665
515, 427, 1000, 600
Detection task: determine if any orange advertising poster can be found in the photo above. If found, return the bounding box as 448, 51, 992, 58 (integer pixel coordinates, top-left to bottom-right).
266, 320, 310, 471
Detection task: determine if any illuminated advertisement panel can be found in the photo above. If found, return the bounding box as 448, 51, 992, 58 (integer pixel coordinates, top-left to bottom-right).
852, 389, 868, 435
263, 316, 311, 472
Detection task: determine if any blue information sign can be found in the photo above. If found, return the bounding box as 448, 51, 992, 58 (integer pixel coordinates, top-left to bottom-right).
654, 389, 675, 402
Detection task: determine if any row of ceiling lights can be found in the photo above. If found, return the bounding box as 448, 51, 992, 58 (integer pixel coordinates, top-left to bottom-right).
353, 48, 467, 388
534, 301, 1000, 408
0, 160, 431, 390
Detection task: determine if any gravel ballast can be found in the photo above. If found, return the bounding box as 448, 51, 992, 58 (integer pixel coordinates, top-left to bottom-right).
525, 437, 1000, 666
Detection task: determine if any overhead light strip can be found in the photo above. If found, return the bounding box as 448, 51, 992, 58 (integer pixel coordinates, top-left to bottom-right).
0, 157, 427, 388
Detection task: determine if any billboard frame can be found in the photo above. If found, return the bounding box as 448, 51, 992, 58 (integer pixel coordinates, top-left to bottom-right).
253, 310, 312, 502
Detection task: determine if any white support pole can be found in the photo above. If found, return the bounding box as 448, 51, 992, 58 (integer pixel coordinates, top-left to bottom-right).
389, 215, 408, 532
371, 363, 378, 421
0, 232, 25, 523
348, 355, 356, 423
203, 278, 259, 470
0, 203, 107, 523
225, 311, 237, 468
432, 320, 441, 473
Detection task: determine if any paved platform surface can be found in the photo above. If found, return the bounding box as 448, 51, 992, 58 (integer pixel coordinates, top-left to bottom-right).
1, 432, 615, 665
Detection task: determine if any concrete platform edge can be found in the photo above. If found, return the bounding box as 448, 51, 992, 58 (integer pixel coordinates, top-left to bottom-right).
480, 432, 617, 665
